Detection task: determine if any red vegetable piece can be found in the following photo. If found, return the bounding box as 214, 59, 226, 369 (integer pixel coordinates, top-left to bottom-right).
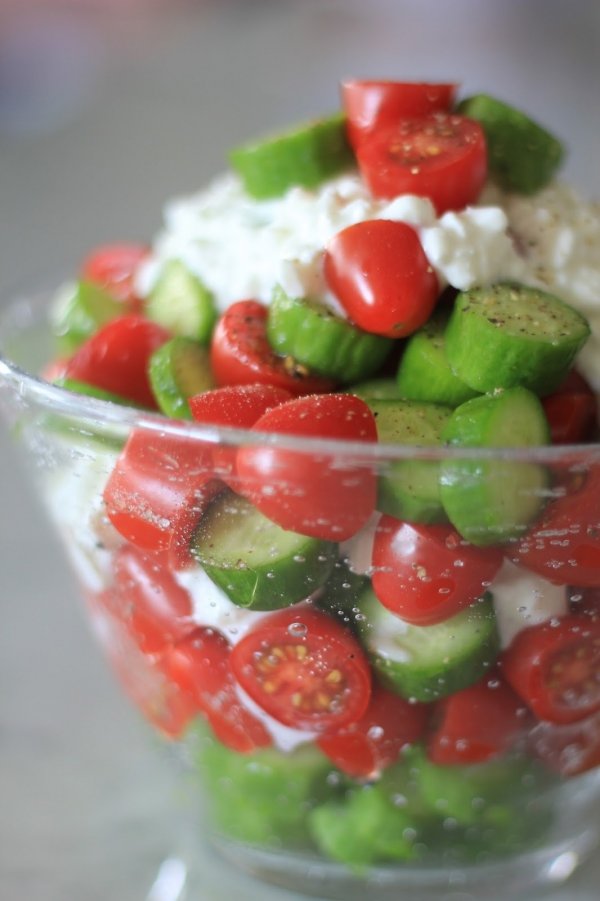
81, 243, 149, 311
528, 710, 600, 777
541, 369, 598, 445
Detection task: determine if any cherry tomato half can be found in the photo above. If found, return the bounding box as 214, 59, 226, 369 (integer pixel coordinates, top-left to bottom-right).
541, 369, 598, 445
502, 615, 600, 725
159, 627, 272, 753
317, 683, 428, 779
371, 517, 503, 625
236, 393, 378, 541
426, 672, 530, 765
511, 466, 600, 588
103, 428, 222, 567
64, 314, 171, 409
528, 710, 600, 777
356, 113, 487, 214
342, 80, 458, 150
81, 243, 149, 311
230, 605, 372, 733
210, 300, 333, 395
324, 219, 439, 338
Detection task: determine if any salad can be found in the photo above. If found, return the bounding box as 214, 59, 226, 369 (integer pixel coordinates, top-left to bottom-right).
38, 80, 600, 872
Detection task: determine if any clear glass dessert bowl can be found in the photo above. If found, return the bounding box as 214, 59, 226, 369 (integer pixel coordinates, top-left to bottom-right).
1, 287, 600, 901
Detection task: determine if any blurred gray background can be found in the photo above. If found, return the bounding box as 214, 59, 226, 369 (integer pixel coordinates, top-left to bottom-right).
1, 2, 599, 899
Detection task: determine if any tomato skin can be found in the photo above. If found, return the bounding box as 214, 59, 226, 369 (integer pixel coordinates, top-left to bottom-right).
64, 314, 171, 409
236, 393, 378, 541
230, 605, 372, 733
81, 243, 149, 311
158, 627, 272, 753
189, 383, 293, 489
210, 300, 333, 396
317, 684, 428, 779
342, 80, 458, 150
323, 219, 439, 338
541, 370, 598, 445
110, 546, 196, 656
103, 428, 222, 567
528, 711, 600, 777
501, 616, 600, 725
371, 517, 503, 625
511, 466, 600, 588
356, 113, 487, 214
426, 672, 530, 765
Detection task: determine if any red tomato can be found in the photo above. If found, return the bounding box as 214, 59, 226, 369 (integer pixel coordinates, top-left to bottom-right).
371, 517, 503, 625
356, 113, 487, 214
541, 370, 598, 445
236, 393, 378, 541
342, 80, 458, 149
317, 684, 428, 778
158, 626, 272, 753
86, 590, 197, 739
426, 671, 530, 765
528, 710, 600, 777
323, 219, 439, 338
210, 300, 333, 396
511, 466, 600, 587
81, 243, 149, 311
103, 428, 222, 567
230, 605, 372, 733
502, 615, 600, 725
64, 314, 170, 409
189, 383, 292, 488
110, 546, 196, 656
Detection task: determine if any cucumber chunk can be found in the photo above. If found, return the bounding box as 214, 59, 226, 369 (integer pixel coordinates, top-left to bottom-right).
444, 283, 591, 395
146, 259, 217, 343
368, 398, 453, 523
396, 311, 479, 407
229, 112, 355, 199
192, 490, 337, 610
267, 285, 393, 383
51, 280, 123, 354
357, 587, 500, 702
440, 387, 550, 546
148, 336, 215, 419
54, 376, 139, 407
346, 377, 402, 401
457, 93, 564, 194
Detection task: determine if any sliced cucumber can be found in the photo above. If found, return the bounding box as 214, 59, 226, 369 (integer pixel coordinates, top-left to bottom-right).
148, 336, 215, 419
457, 93, 564, 194
54, 376, 139, 407
357, 587, 499, 703
229, 112, 355, 199
51, 280, 122, 355
445, 284, 590, 395
396, 311, 479, 407
346, 378, 402, 401
369, 398, 452, 523
191, 490, 337, 610
267, 285, 393, 383
146, 259, 217, 343
440, 387, 550, 546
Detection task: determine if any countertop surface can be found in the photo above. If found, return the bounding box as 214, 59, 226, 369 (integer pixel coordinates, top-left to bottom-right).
1, 2, 600, 899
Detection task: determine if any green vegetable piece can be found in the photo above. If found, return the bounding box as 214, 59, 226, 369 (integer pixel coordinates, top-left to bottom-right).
267, 285, 393, 383
315, 556, 369, 622
54, 377, 139, 407
148, 336, 215, 419
357, 587, 500, 702
368, 398, 453, 523
192, 489, 337, 610
396, 311, 479, 407
51, 280, 123, 355
457, 93, 565, 194
444, 284, 591, 395
229, 112, 355, 199
440, 387, 550, 546
346, 377, 402, 401
146, 259, 217, 343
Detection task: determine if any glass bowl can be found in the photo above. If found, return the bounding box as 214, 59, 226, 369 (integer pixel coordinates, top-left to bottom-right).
1, 287, 600, 901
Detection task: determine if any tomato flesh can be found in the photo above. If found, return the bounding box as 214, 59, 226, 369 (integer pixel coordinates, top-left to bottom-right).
357, 113, 487, 214
231, 605, 372, 732
542, 369, 598, 445
502, 616, 600, 724
528, 711, 600, 777
371, 517, 503, 625
342, 80, 458, 149
81, 243, 149, 311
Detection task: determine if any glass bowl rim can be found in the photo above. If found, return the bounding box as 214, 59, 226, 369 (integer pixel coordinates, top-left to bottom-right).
1, 286, 599, 465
